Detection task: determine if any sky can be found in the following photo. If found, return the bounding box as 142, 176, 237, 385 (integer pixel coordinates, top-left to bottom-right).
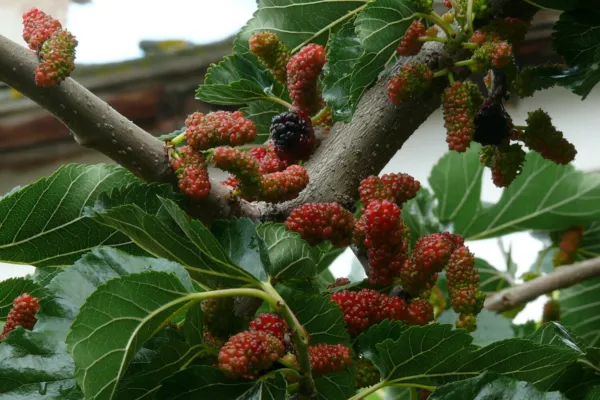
66, 0, 258, 63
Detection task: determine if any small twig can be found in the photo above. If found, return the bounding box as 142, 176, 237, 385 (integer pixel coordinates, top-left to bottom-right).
485, 256, 600, 312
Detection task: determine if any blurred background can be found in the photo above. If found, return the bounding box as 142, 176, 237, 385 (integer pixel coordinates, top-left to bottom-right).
0, 0, 599, 324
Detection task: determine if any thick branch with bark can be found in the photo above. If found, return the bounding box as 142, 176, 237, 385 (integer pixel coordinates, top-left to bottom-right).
485, 256, 600, 312
0, 34, 446, 221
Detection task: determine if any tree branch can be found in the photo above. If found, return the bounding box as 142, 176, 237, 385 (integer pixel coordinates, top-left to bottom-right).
0, 34, 171, 184
1, 33, 448, 222
485, 256, 600, 312
265, 41, 448, 218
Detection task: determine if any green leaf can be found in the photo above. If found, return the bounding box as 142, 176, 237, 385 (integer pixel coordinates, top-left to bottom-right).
433, 150, 600, 240
66, 271, 194, 400
401, 188, 441, 250
429, 371, 567, 400
234, 0, 368, 55
315, 242, 344, 274
93, 182, 178, 214
158, 127, 185, 142
552, 64, 600, 100
587, 387, 600, 400
183, 301, 204, 346
527, 322, 585, 353
438, 309, 514, 347
284, 291, 350, 346
513, 321, 539, 338
553, 7, 600, 68
315, 370, 356, 400
362, 323, 579, 390
116, 328, 214, 400
241, 100, 287, 143
257, 222, 320, 280
343, 0, 419, 118
196, 54, 288, 106
46, 247, 193, 322
156, 365, 287, 400
321, 19, 364, 122
0, 278, 43, 319
357, 320, 406, 372
429, 145, 484, 232
559, 276, 600, 346
92, 198, 257, 289
512, 64, 565, 97
0, 164, 141, 266
213, 218, 271, 282
0, 328, 82, 399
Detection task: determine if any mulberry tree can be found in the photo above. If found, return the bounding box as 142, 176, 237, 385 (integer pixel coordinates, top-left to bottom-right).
1, 2, 600, 399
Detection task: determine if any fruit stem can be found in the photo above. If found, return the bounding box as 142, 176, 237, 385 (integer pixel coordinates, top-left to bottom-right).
455, 58, 476, 67
269, 95, 294, 110
410, 387, 419, 400
433, 68, 449, 78
311, 106, 330, 124
171, 132, 186, 145
417, 36, 447, 44
262, 281, 315, 399
462, 42, 478, 50
465, 0, 474, 32
447, 71, 455, 84
418, 13, 454, 38
348, 380, 389, 400
278, 357, 301, 371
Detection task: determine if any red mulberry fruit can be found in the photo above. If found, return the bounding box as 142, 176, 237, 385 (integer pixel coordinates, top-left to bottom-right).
185, 111, 257, 151
169, 146, 211, 199
309, 344, 353, 376
0, 293, 40, 340
406, 298, 434, 326
287, 44, 326, 115
35, 29, 78, 87
285, 202, 355, 247
213, 146, 261, 188
218, 330, 284, 378
258, 164, 309, 202
397, 20, 426, 56
442, 81, 484, 152
553, 226, 583, 267
359, 173, 420, 207
249, 312, 287, 342
22, 8, 62, 51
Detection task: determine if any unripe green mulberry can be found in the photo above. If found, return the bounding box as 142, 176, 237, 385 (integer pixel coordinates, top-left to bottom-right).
355, 358, 381, 388
249, 32, 291, 83
522, 109, 576, 165
479, 143, 526, 188
387, 63, 433, 105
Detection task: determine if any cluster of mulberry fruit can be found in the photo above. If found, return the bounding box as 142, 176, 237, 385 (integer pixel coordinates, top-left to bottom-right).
285, 172, 483, 332
553, 225, 583, 267
169, 109, 309, 202
23, 8, 77, 87
0, 293, 40, 340
217, 311, 353, 380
